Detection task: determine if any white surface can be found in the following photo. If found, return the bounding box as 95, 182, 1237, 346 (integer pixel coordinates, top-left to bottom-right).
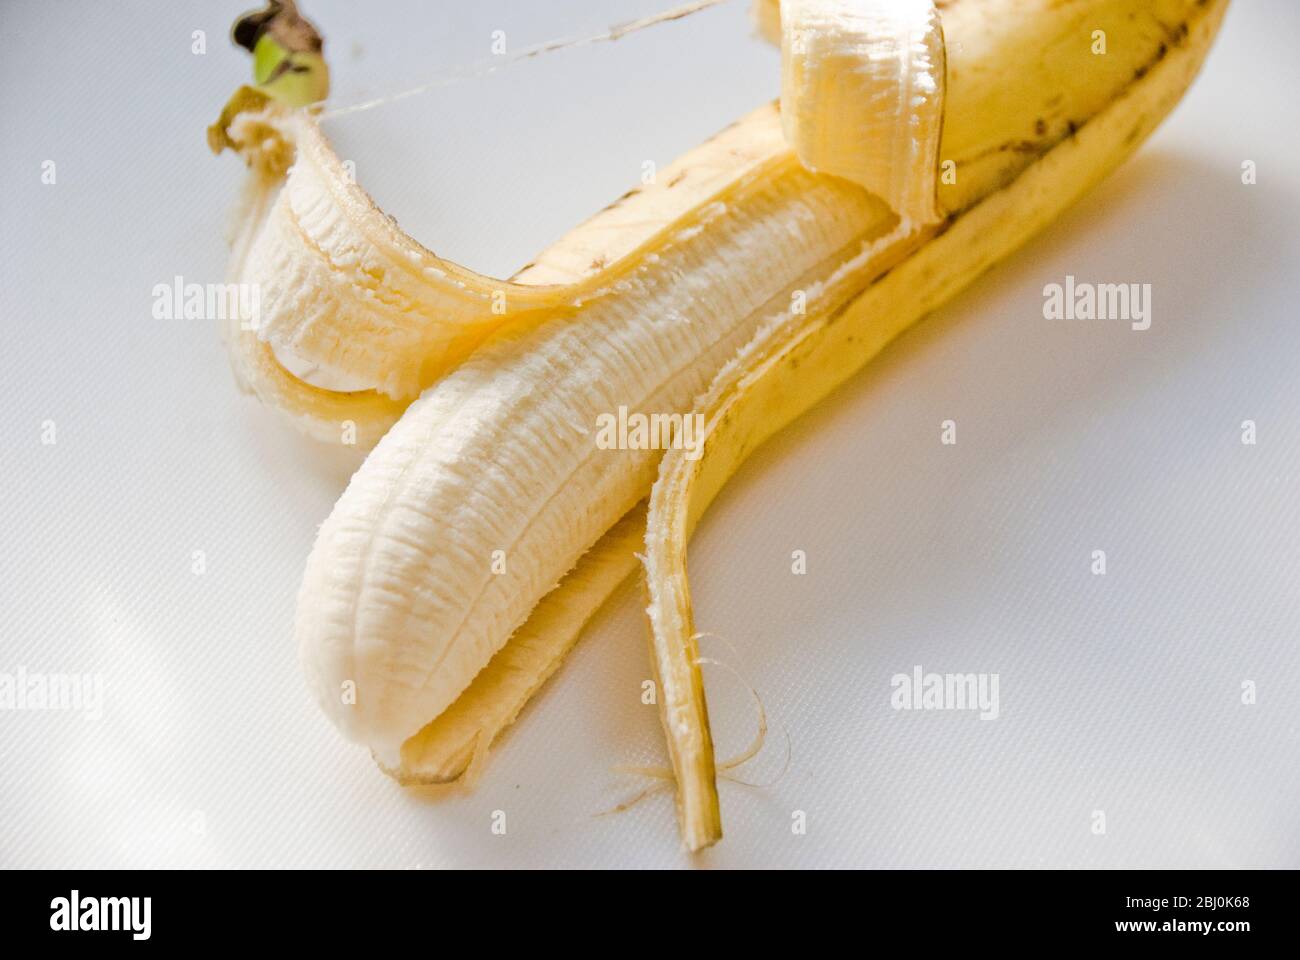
1, 0, 1297, 869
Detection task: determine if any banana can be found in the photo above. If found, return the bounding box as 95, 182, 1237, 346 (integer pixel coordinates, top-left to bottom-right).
213, 0, 1228, 844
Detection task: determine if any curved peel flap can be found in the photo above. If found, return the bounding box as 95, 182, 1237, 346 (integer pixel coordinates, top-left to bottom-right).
781, 0, 946, 225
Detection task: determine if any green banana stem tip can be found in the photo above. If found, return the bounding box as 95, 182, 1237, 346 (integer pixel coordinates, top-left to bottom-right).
208, 0, 329, 158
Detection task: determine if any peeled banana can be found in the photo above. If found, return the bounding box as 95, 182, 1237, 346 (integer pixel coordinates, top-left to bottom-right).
214, 0, 1228, 849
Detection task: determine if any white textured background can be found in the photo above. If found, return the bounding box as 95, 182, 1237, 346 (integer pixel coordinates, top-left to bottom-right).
1, 0, 1297, 868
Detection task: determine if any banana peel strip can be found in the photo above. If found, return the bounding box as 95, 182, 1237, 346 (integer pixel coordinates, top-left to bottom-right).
642, 0, 1229, 850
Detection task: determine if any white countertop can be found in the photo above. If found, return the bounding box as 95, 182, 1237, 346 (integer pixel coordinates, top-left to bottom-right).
1, 0, 1296, 868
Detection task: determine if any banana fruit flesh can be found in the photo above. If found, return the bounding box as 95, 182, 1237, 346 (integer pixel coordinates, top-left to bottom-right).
217, 0, 1228, 845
